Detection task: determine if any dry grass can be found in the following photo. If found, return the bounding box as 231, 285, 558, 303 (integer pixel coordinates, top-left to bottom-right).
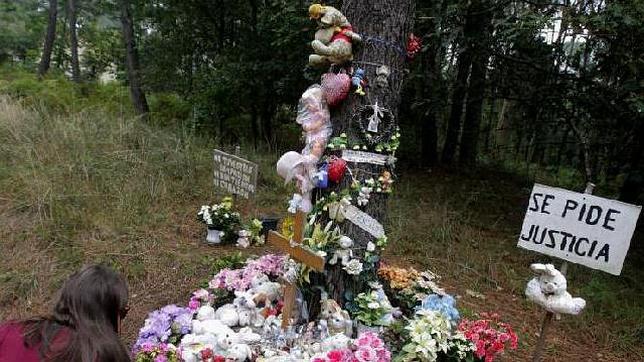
0, 96, 642, 361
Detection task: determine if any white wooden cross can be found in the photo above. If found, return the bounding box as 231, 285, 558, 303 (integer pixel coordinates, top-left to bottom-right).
267, 211, 325, 329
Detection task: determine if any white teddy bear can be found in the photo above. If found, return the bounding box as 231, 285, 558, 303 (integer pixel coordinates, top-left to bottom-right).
196, 304, 216, 321
250, 274, 282, 305
191, 319, 233, 339
228, 343, 253, 361
525, 263, 586, 315
214, 303, 240, 327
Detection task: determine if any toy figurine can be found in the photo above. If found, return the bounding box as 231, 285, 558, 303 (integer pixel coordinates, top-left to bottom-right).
525, 263, 586, 315
308, 4, 362, 67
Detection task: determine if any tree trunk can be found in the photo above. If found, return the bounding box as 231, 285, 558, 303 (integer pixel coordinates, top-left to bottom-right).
322, 0, 415, 306
459, 5, 492, 165
620, 121, 644, 203
67, 0, 81, 83
38, 0, 58, 77
441, 48, 471, 164
420, 0, 445, 168
119, 0, 149, 117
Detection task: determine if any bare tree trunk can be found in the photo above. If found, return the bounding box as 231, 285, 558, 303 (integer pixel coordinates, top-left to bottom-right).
420, 0, 446, 168
321, 0, 415, 306
38, 0, 58, 77
119, 0, 149, 117
459, 52, 488, 165
442, 43, 472, 164
67, 0, 81, 83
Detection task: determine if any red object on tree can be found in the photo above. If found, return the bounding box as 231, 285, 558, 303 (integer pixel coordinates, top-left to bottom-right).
322, 72, 351, 107
327, 157, 347, 183
406, 33, 422, 60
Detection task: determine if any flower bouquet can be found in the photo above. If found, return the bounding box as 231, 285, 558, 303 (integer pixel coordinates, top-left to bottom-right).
458, 313, 518, 362
133, 342, 179, 362
197, 197, 242, 244
352, 285, 395, 329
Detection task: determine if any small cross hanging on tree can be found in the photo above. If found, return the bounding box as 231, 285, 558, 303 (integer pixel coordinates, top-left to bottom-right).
267, 211, 325, 329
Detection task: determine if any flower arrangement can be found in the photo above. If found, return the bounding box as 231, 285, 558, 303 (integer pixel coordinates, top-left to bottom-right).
197, 197, 242, 244
378, 265, 420, 290
133, 342, 179, 362
209, 254, 287, 291
353, 285, 395, 327
416, 294, 460, 326
247, 218, 265, 244
397, 310, 451, 362
188, 289, 213, 311
458, 313, 518, 362
133, 305, 194, 354
312, 332, 391, 362
445, 332, 476, 361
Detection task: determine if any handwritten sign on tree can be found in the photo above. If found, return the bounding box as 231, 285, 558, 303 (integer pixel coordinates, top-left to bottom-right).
518, 184, 641, 275
213, 149, 258, 199
343, 204, 385, 239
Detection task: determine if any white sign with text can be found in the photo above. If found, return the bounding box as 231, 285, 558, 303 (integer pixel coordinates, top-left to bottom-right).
342, 150, 389, 166
518, 184, 641, 275
213, 149, 258, 199
343, 205, 385, 239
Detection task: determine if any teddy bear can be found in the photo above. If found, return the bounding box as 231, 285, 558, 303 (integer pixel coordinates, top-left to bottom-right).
249, 274, 282, 305
214, 303, 240, 327
308, 4, 362, 66
232, 290, 264, 327
525, 263, 586, 315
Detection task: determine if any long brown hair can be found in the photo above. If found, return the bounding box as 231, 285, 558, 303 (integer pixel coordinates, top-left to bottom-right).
22, 264, 130, 362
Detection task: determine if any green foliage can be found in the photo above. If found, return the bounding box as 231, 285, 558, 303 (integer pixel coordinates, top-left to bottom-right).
0, 0, 45, 64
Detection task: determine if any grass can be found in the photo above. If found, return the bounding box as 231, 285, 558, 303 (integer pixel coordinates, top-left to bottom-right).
0, 80, 642, 361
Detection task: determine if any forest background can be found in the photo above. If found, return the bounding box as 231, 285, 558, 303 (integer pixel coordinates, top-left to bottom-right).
0, 0, 643, 360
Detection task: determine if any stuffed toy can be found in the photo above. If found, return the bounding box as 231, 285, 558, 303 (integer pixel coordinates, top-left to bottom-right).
214, 303, 240, 327
320, 296, 353, 337
308, 4, 362, 67
277, 85, 332, 212
525, 263, 586, 315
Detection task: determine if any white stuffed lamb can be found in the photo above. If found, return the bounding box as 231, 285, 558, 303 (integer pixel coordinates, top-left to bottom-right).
525, 263, 586, 315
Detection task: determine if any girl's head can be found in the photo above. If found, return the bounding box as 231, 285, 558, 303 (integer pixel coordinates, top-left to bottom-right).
23, 264, 130, 362
53, 264, 129, 332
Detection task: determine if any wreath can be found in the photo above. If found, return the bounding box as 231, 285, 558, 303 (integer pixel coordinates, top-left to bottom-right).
352, 104, 397, 146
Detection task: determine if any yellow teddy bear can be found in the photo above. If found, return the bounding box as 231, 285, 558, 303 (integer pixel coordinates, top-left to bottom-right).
308, 4, 362, 67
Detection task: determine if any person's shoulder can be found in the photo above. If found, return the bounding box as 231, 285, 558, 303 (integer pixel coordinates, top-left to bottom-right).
0, 321, 24, 341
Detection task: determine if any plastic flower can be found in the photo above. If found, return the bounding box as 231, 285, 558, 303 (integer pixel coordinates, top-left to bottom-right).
416, 294, 460, 325
399, 310, 451, 361
343, 259, 363, 275
458, 314, 518, 362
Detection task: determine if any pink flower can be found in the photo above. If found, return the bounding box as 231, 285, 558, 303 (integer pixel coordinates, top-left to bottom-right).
376, 348, 391, 362
355, 347, 377, 362
188, 298, 200, 310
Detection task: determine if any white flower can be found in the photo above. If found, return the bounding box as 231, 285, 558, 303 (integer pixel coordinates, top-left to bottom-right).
343, 259, 363, 275
367, 302, 381, 310
366, 242, 376, 252
219, 231, 225, 237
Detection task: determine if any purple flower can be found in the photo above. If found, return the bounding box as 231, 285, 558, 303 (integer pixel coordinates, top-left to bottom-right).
154, 355, 168, 362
